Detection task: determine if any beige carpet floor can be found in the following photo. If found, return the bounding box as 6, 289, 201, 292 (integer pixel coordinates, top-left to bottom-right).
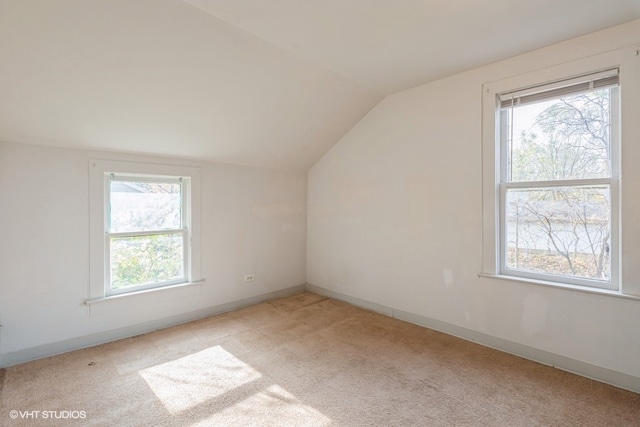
1, 291, 639, 426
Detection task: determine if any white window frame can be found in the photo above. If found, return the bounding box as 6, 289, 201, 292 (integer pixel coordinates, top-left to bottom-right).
90, 160, 203, 301
481, 45, 640, 297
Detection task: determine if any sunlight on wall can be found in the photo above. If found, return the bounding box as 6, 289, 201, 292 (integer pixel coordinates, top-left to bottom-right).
139, 346, 261, 414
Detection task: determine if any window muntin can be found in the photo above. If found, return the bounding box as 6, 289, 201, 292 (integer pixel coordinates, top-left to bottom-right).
106, 175, 189, 295
499, 71, 619, 289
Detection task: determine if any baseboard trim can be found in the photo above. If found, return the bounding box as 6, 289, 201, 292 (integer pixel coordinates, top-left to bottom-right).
0, 284, 306, 368
306, 283, 640, 394
5, 282, 639, 394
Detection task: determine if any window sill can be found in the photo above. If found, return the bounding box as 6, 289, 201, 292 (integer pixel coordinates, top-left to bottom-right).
84, 280, 205, 306
478, 273, 640, 302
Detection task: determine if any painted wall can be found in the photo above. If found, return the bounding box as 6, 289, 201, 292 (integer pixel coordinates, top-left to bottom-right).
0, 141, 307, 361
308, 20, 640, 381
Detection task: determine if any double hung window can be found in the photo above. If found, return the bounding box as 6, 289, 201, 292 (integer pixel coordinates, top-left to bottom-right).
89, 160, 202, 300
495, 69, 620, 289
107, 174, 189, 295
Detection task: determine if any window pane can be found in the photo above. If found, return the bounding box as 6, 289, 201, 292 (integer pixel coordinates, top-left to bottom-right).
110, 181, 181, 232
110, 233, 184, 290
505, 186, 610, 281
505, 88, 613, 182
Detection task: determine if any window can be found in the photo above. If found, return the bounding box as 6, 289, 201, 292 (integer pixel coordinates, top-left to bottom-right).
90, 160, 202, 300
497, 69, 620, 289
482, 46, 640, 297
107, 175, 188, 294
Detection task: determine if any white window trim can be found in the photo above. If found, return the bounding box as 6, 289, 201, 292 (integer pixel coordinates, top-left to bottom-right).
89, 159, 203, 303
481, 45, 640, 298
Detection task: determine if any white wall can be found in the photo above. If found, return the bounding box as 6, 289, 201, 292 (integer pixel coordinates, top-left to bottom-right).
0, 141, 307, 363
308, 20, 640, 385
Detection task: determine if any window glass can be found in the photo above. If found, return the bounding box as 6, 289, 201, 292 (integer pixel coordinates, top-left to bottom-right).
499, 78, 618, 288
505, 185, 610, 281
110, 181, 182, 233
505, 89, 612, 182
110, 233, 185, 290
107, 177, 187, 293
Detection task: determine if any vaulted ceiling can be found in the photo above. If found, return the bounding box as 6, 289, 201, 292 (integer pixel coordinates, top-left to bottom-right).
1, 0, 639, 170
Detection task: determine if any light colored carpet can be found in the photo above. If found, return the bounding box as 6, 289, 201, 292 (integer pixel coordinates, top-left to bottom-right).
1, 292, 639, 426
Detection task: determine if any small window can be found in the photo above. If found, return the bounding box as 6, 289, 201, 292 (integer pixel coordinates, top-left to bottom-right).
90, 160, 202, 300
498, 69, 619, 289
107, 175, 188, 294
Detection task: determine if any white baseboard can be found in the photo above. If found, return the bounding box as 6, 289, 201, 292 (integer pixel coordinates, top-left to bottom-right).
306, 283, 640, 394
0, 284, 306, 368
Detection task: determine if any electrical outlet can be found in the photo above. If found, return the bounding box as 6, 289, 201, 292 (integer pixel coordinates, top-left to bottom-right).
244, 274, 255, 282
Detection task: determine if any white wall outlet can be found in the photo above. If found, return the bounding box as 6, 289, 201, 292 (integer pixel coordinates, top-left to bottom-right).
244, 274, 255, 282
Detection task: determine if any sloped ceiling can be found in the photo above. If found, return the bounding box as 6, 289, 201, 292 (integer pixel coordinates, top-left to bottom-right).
184, 0, 640, 95
1, 0, 639, 170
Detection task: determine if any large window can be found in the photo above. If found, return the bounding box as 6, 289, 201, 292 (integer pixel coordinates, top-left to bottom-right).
482, 47, 640, 298
90, 160, 202, 300
498, 70, 619, 289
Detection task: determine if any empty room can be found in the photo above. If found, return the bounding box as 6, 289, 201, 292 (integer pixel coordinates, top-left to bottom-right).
1, 1, 640, 425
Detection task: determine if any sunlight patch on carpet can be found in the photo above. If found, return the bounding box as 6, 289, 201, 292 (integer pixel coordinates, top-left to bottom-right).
139, 345, 261, 414
191, 384, 332, 426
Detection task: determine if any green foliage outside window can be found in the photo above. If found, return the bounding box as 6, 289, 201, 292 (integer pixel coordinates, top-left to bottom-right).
109, 179, 186, 290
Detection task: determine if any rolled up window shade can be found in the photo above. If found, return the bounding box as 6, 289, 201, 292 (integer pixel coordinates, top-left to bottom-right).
500, 68, 619, 109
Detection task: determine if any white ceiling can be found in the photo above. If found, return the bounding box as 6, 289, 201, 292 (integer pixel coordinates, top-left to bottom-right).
1, 0, 639, 170
184, 0, 640, 95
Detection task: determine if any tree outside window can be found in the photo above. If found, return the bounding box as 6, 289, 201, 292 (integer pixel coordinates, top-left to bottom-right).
501, 82, 618, 285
